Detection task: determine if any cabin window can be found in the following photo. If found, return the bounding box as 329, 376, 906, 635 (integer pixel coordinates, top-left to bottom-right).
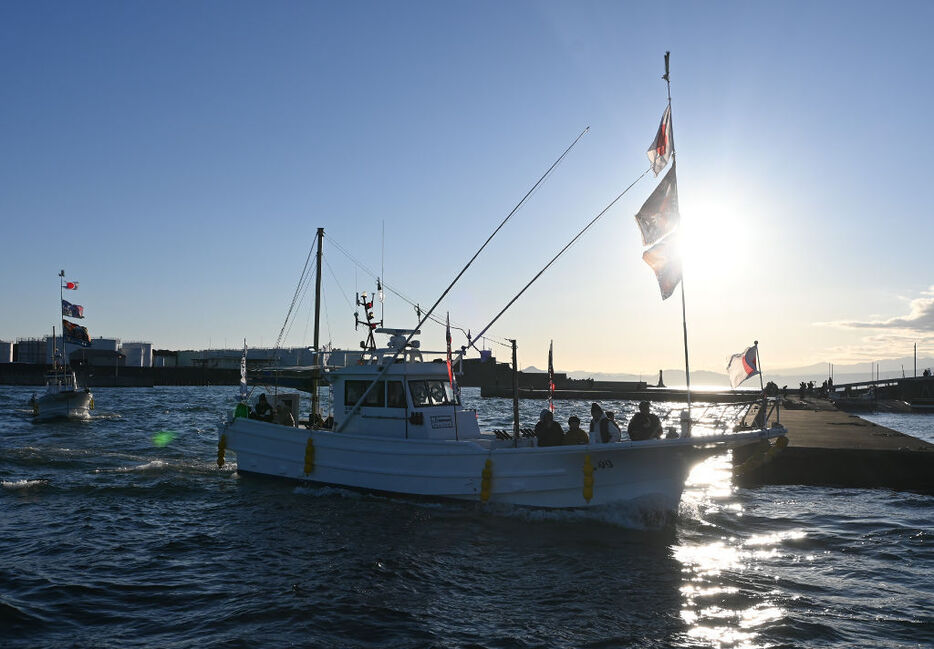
387, 381, 406, 408
408, 379, 458, 406
344, 380, 385, 407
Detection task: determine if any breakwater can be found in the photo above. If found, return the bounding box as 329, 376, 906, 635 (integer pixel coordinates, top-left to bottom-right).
736, 396, 934, 493
0, 363, 239, 387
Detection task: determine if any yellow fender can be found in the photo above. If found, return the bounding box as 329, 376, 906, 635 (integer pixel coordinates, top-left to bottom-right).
582, 454, 594, 503
480, 458, 493, 502
217, 433, 227, 468
303, 437, 315, 475
89, 396, 95, 410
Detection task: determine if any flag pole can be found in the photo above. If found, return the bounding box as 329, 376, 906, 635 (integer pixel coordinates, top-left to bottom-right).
664, 51, 691, 425
754, 340, 770, 426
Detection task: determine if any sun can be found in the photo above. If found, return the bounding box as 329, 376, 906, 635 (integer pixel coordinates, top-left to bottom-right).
679, 190, 751, 284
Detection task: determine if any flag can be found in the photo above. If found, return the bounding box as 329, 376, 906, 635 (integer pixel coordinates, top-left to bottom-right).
239, 339, 248, 401
642, 231, 682, 300
445, 312, 455, 390
62, 319, 91, 347
547, 340, 555, 413
61, 300, 84, 319
634, 162, 679, 246
63, 281, 79, 290
647, 104, 673, 176
727, 345, 760, 388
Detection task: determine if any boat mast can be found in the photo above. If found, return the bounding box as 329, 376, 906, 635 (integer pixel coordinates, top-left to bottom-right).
664, 52, 692, 421
312, 227, 324, 422
57, 269, 65, 371
511, 339, 519, 445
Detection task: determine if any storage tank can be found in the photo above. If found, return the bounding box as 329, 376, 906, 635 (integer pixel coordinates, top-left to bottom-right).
0, 340, 12, 363
121, 342, 153, 367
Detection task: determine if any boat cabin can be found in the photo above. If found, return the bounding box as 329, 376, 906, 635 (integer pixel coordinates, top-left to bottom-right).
325, 329, 481, 440
44, 369, 81, 395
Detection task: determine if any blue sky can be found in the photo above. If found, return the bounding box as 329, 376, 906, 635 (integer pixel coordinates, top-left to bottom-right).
2, 1, 933, 375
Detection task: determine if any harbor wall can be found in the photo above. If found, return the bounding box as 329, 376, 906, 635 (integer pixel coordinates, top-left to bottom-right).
0, 363, 239, 387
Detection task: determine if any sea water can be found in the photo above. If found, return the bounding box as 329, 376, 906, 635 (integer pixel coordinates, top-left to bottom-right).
1, 386, 931, 648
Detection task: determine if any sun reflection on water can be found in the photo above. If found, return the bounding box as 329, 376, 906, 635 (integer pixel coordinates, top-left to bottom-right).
674, 454, 799, 647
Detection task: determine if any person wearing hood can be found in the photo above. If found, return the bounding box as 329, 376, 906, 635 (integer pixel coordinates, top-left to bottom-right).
534, 409, 564, 447
588, 402, 609, 444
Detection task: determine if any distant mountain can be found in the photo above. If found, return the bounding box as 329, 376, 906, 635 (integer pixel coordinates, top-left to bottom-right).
524, 356, 934, 388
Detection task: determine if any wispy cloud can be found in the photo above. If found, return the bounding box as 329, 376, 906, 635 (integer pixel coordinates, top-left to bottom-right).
820, 286, 934, 332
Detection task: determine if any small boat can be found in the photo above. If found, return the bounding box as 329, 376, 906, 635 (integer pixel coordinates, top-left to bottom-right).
32, 367, 93, 421
32, 270, 94, 421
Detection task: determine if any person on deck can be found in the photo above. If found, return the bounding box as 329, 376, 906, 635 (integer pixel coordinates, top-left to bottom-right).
604, 411, 623, 442
254, 393, 274, 421
627, 401, 662, 441
534, 409, 564, 447
563, 416, 589, 445
588, 403, 613, 444
276, 402, 296, 427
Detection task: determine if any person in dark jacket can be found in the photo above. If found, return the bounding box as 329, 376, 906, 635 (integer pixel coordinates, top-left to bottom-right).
534, 409, 564, 447
627, 401, 662, 441
254, 393, 274, 421
562, 416, 589, 445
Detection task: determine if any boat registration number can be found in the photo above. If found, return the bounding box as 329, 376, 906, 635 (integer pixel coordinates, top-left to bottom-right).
594, 459, 614, 470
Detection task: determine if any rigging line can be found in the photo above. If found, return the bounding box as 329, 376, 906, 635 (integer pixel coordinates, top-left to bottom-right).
469, 166, 652, 351
322, 283, 333, 349
324, 233, 509, 346
337, 127, 590, 433
300, 256, 321, 347
324, 126, 588, 331
274, 240, 316, 351
324, 255, 355, 310
283, 257, 318, 346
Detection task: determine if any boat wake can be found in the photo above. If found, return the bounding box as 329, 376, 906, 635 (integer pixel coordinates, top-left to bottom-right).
1, 478, 49, 490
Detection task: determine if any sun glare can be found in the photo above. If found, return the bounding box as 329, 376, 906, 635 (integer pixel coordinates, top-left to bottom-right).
681, 192, 751, 282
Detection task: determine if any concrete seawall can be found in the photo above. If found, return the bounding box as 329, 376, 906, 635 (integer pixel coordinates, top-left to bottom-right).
735, 397, 934, 493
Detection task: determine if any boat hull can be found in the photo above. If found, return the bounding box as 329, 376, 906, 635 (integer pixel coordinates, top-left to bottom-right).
222, 418, 783, 510
34, 391, 93, 421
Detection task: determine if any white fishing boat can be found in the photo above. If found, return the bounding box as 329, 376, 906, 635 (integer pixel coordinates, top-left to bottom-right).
219, 54, 787, 512
221, 328, 784, 510
32, 367, 93, 421
32, 270, 94, 421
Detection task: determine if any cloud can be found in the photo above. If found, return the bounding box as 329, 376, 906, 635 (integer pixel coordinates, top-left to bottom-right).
820, 286, 934, 332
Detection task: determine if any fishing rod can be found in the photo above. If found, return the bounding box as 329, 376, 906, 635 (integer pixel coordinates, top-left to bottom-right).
467, 166, 652, 352
336, 126, 591, 432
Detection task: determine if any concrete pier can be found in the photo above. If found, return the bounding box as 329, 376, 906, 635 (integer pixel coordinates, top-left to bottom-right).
735, 397, 934, 493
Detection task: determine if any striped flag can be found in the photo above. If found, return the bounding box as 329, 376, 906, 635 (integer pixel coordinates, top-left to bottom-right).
727, 345, 760, 388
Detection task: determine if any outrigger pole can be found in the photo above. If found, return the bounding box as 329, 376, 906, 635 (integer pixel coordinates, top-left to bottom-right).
336, 127, 591, 433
